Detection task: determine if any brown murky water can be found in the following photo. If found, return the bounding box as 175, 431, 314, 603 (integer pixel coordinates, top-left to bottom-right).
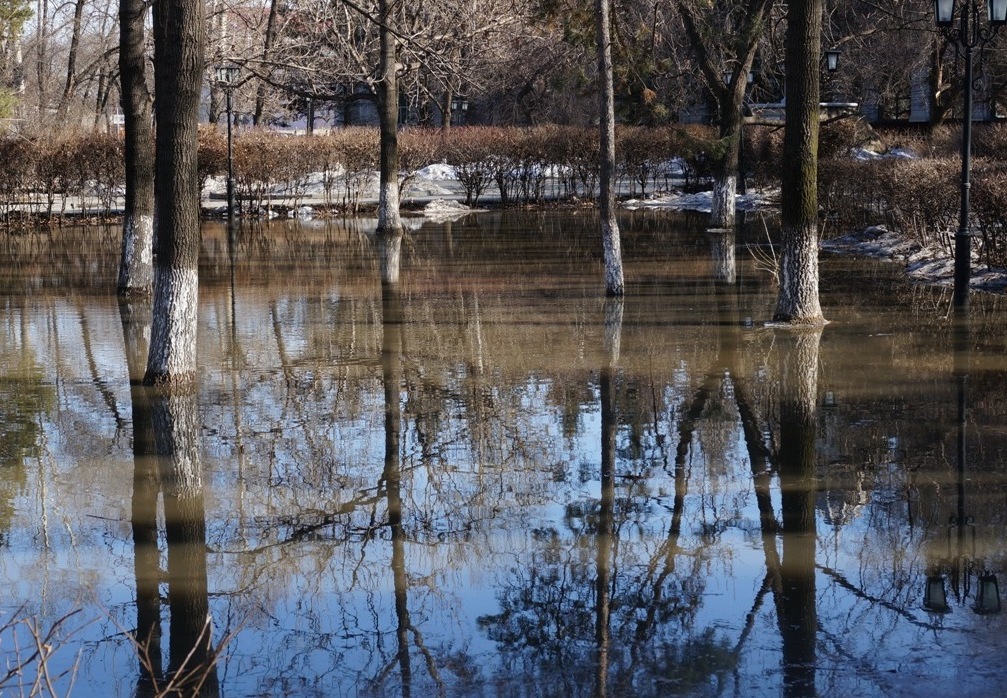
1, 211, 1006, 697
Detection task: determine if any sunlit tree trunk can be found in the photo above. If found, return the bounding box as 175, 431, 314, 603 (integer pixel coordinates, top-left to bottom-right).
118, 0, 154, 295
596, 0, 624, 296
774, 0, 825, 324
145, 0, 205, 385
376, 0, 403, 237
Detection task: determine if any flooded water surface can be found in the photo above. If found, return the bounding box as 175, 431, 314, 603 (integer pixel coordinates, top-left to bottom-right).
1, 211, 1007, 696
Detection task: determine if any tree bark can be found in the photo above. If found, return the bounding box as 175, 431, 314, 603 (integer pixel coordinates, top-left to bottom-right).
774, 0, 825, 324
57, 0, 85, 119
595, 0, 624, 296
145, 0, 205, 386
118, 0, 155, 295
376, 0, 403, 237
253, 0, 279, 126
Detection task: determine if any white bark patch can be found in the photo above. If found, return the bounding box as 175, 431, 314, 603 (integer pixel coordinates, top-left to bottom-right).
147, 266, 199, 383
710, 176, 737, 229
119, 214, 155, 291
602, 216, 624, 296
378, 180, 402, 231
379, 233, 402, 285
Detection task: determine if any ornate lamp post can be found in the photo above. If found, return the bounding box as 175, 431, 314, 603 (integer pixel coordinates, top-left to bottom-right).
215, 64, 240, 221
934, 0, 1007, 311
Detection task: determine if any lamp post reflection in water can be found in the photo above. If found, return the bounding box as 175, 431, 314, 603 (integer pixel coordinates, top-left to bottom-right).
924, 319, 1001, 615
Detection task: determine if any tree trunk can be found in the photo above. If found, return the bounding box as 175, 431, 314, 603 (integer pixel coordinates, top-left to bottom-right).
376, 0, 403, 236
253, 0, 279, 126
595, 0, 624, 296
774, 0, 825, 324
710, 105, 742, 229
35, 0, 48, 116
145, 0, 205, 386
57, 0, 85, 119
118, 0, 155, 295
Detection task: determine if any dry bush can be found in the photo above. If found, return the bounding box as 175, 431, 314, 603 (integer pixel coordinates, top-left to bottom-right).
272, 135, 317, 208
878, 157, 958, 252
197, 125, 227, 193
0, 136, 36, 222
670, 124, 719, 191
233, 129, 280, 213
969, 160, 1007, 267
398, 128, 441, 190
745, 124, 783, 189
818, 117, 875, 159
972, 122, 1007, 160
443, 127, 497, 205
619, 126, 661, 198
331, 127, 378, 212
33, 135, 75, 217
77, 132, 124, 216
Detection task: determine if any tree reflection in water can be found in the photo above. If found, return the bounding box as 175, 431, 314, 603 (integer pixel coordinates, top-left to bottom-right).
122, 297, 220, 697
774, 327, 821, 697
6, 216, 1007, 695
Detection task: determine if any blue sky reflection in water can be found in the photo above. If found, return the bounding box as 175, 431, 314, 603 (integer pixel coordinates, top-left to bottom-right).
0, 211, 1007, 696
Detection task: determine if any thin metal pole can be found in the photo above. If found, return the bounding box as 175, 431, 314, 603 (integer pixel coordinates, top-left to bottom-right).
226, 88, 235, 222
953, 8, 974, 311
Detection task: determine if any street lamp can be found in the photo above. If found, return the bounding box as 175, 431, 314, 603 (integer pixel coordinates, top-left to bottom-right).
934, 0, 1007, 311
215, 63, 240, 221
824, 49, 841, 73
450, 95, 469, 126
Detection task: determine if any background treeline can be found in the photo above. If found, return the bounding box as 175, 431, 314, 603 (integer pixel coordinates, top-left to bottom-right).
8, 121, 1007, 269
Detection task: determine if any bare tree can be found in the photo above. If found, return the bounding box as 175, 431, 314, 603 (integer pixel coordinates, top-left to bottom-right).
679, 0, 775, 230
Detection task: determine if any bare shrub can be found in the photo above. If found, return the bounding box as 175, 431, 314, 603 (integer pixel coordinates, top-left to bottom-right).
444, 127, 496, 205
197, 125, 227, 195
970, 160, 1007, 268
0, 136, 35, 223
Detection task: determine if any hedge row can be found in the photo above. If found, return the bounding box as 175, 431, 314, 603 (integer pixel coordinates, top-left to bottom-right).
0, 125, 724, 221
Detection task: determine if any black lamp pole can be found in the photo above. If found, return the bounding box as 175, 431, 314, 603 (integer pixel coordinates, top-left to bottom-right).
935, 0, 1007, 312
216, 64, 239, 222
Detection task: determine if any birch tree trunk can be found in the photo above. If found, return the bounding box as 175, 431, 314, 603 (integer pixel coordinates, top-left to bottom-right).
145, 0, 205, 385
773, 0, 825, 324
118, 0, 154, 295
595, 0, 624, 296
